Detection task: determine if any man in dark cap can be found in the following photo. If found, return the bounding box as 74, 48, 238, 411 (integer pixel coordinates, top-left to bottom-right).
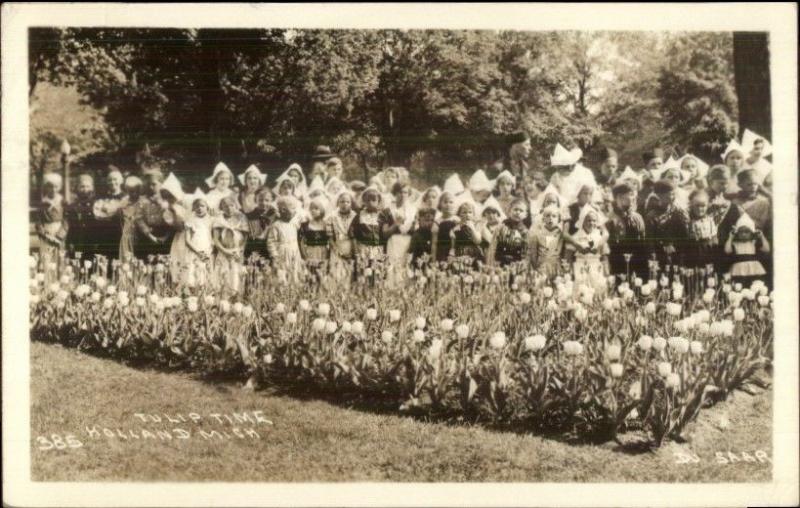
645, 179, 691, 268
310, 145, 337, 182
606, 181, 648, 280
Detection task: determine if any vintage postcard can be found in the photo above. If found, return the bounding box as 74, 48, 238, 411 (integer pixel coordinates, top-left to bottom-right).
2, 3, 798, 507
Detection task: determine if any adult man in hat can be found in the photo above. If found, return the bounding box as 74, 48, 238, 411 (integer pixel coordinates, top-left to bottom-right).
309, 145, 336, 182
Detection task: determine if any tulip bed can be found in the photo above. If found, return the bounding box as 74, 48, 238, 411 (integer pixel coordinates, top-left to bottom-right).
29, 255, 773, 447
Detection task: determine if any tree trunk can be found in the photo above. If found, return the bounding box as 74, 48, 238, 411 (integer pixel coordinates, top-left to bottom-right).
732, 32, 771, 140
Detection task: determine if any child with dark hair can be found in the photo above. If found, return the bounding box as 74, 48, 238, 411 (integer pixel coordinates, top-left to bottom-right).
491, 198, 530, 266
645, 179, 691, 267
605, 182, 647, 279
450, 200, 484, 270
409, 207, 438, 270
349, 187, 386, 275
686, 189, 718, 269
434, 191, 459, 263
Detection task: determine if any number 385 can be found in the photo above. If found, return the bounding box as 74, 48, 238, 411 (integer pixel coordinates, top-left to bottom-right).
36, 434, 83, 451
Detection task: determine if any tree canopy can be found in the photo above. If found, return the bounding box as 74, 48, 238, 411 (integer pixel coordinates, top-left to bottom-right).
30, 28, 750, 184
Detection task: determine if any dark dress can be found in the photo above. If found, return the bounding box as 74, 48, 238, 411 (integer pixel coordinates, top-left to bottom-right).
605, 207, 648, 278
494, 218, 528, 266
435, 219, 459, 263
93, 192, 126, 262
451, 224, 484, 271
409, 227, 434, 268
708, 195, 744, 275
645, 204, 691, 268
244, 206, 276, 261
65, 195, 99, 261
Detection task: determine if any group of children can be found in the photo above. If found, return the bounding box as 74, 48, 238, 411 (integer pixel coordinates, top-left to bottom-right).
35, 130, 774, 296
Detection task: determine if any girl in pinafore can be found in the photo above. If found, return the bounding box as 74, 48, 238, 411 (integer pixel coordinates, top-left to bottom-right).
170, 191, 214, 291
687, 189, 718, 269
478, 196, 505, 267
118, 176, 142, 263
326, 191, 357, 283
159, 173, 191, 286
267, 196, 305, 284
238, 164, 268, 259
491, 198, 529, 267
724, 213, 770, 286
493, 170, 517, 217
349, 187, 386, 276
449, 198, 484, 271
570, 205, 609, 296
529, 204, 564, 279
382, 182, 417, 287
212, 195, 249, 297
299, 196, 331, 282
36, 173, 69, 276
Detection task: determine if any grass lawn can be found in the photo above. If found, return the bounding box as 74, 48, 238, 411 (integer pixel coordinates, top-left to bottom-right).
30, 342, 773, 482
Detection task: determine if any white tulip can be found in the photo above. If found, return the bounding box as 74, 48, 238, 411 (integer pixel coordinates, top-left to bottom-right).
381, 330, 394, 343
605, 344, 622, 361
733, 308, 745, 322
220, 300, 231, 313
388, 309, 401, 322
275, 302, 286, 314
366, 308, 378, 321
415, 316, 426, 329
690, 340, 704, 355
232, 302, 243, 314
412, 329, 425, 343
90, 291, 101, 303
341, 321, 352, 334
519, 292, 531, 304
488, 332, 507, 349
286, 312, 298, 325
298, 299, 311, 311
428, 339, 443, 360
317, 303, 331, 316
641, 284, 652, 297
610, 363, 624, 378
637, 335, 653, 351
653, 337, 667, 351
644, 301, 656, 314
563, 340, 584, 356
242, 305, 254, 318
187, 300, 198, 312
665, 373, 681, 388
324, 320, 337, 335
524, 334, 547, 352
542, 287, 554, 298
440, 319, 454, 332
657, 361, 672, 377
351, 321, 364, 335
455, 324, 470, 339
312, 318, 326, 333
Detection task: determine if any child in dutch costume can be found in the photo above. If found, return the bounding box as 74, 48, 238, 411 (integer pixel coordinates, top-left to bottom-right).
382, 182, 417, 287
570, 205, 609, 297
724, 213, 770, 286
326, 190, 357, 283
490, 198, 530, 267
175, 190, 214, 290
529, 204, 564, 279
212, 195, 249, 297
299, 195, 332, 283
119, 176, 142, 263
348, 187, 386, 277
449, 196, 484, 272
267, 196, 305, 284
478, 196, 505, 268
36, 173, 69, 276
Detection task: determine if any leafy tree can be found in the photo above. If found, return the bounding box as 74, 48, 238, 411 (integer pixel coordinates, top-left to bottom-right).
657, 32, 738, 161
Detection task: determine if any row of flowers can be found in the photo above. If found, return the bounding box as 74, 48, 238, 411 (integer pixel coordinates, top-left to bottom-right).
29, 255, 773, 447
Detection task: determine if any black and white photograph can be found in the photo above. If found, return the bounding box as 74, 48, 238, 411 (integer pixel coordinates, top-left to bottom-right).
3, 3, 798, 507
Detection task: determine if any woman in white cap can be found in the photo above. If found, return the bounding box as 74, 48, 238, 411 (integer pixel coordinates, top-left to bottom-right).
118, 175, 143, 263
36, 172, 68, 274
493, 170, 516, 217
205, 162, 238, 212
